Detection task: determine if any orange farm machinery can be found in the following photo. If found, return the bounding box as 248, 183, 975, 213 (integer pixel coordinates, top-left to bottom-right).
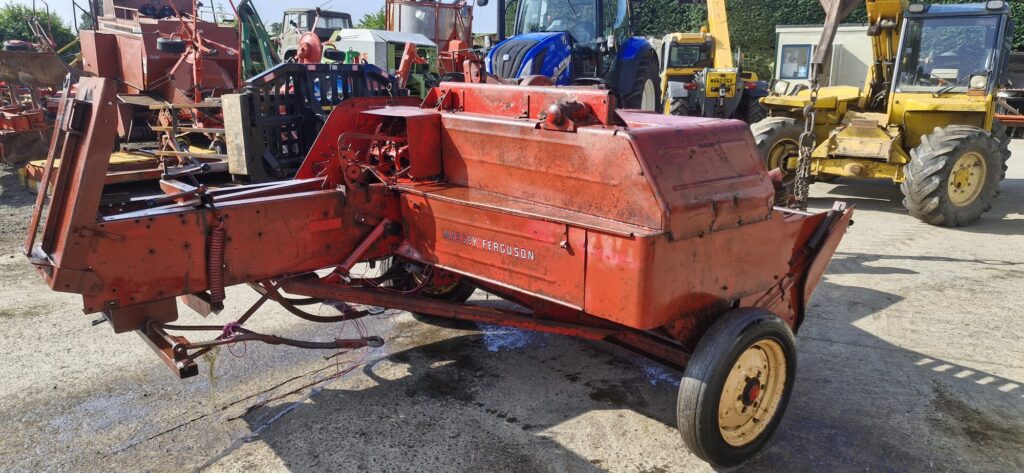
25, 77, 852, 467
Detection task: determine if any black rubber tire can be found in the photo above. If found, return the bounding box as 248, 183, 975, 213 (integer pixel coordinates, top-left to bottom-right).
665, 84, 688, 116
441, 72, 466, 83
901, 125, 1008, 227
751, 117, 802, 176
624, 57, 661, 112
409, 279, 478, 329
677, 308, 797, 468
745, 100, 768, 125
669, 98, 687, 116
991, 120, 1012, 168
3, 41, 32, 52
156, 37, 187, 54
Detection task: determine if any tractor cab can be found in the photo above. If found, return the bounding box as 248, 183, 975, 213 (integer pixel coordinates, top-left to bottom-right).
486, 0, 659, 110
661, 33, 715, 84
278, 9, 354, 60
889, 2, 1013, 147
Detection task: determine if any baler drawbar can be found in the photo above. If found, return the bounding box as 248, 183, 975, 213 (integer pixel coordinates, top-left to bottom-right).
24, 77, 852, 467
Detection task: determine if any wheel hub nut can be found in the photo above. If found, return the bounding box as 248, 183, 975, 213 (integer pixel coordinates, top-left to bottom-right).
742, 379, 761, 405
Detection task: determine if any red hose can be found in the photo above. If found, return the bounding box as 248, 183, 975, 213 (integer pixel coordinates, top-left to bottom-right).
208, 220, 227, 303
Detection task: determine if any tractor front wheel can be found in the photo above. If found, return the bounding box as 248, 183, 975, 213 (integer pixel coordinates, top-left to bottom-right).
677, 308, 797, 467
901, 126, 1008, 226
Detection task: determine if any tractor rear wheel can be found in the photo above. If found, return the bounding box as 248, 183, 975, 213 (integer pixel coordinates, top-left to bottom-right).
677, 308, 796, 468
625, 57, 661, 112
751, 117, 802, 180
901, 126, 1007, 226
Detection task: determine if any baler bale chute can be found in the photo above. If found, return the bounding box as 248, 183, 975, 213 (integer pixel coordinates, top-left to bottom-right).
24, 77, 853, 467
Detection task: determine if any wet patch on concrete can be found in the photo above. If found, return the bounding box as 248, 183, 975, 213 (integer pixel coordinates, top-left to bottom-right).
929, 381, 1024, 447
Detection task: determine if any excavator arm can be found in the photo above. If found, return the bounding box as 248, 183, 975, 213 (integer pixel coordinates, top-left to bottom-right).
705, 0, 733, 69
810, 0, 905, 109
677, 0, 733, 69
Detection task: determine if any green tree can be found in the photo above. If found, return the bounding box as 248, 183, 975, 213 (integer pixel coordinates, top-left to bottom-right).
0, 2, 76, 50
631, 0, 1024, 79
267, 21, 282, 36
504, 0, 518, 36
357, 6, 386, 30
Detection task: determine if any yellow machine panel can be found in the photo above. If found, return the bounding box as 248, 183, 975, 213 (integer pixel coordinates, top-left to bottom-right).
704, 70, 737, 98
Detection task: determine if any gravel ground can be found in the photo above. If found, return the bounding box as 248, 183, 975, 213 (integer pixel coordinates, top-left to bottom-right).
0, 141, 1022, 472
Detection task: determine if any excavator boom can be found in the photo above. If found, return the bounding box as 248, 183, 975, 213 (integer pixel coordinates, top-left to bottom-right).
706, 0, 733, 69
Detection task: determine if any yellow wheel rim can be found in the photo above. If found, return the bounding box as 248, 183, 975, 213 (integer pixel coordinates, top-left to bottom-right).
947, 151, 987, 207
767, 138, 798, 173
718, 339, 788, 447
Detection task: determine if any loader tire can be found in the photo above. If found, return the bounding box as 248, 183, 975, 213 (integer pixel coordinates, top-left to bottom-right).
624, 57, 661, 112
665, 82, 688, 116
901, 126, 1007, 227
751, 117, 802, 197
744, 100, 768, 125
677, 308, 796, 468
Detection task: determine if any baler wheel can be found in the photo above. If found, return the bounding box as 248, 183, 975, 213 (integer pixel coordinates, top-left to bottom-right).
409, 279, 478, 329
379, 258, 478, 328
677, 308, 796, 467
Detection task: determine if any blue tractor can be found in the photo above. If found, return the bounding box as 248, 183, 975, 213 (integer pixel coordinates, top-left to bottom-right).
487, 0, 661, 111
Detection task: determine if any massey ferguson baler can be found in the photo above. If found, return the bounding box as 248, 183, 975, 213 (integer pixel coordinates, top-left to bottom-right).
25, 77, 852, 467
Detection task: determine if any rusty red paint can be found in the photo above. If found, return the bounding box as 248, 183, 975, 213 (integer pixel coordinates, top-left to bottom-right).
25, 77, 852, 376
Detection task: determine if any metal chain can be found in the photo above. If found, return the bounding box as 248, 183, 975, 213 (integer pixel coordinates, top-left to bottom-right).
795, 73, 820, 210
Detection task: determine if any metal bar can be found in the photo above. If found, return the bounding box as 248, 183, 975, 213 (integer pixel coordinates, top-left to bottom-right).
283, 281, 616, 341
338, 219, 391, 275
23, 83, 71, 255
282, 280, 693, 368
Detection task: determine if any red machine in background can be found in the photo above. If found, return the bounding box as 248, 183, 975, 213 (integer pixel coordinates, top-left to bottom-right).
82, 0, 240, 105
74, 0, 240, 179
25, 77, 852, 468
387, 0, 478, 75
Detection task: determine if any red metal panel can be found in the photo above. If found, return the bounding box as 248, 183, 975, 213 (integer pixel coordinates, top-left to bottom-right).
79, 31, 121, 80
77, 187, 394, 314
618, 111, 776, 240
398, 193, 588, 308
427, 82, 615, 124
585, 213, 822, 331
439, 114, 663, 229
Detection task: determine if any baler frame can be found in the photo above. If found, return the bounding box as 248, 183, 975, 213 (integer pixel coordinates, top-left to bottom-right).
25, 76, 853, 468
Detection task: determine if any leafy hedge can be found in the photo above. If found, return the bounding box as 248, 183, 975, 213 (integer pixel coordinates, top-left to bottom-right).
632, 0, 1024, 78
0, 3, 76, 50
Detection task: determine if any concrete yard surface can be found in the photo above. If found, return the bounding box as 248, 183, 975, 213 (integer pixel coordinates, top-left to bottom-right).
0, 142, 1023, 472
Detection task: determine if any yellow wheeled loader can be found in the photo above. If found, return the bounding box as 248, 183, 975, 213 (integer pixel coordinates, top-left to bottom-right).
660, 0, 769, 122
753, 0, 1013, 226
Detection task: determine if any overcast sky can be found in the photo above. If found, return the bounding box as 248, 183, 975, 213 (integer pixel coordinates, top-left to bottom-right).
10, 0, 500, 34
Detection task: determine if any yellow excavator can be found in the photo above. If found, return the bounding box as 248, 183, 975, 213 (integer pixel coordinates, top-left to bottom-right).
660, 0, 769, 122
753, 0, 1013, 226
